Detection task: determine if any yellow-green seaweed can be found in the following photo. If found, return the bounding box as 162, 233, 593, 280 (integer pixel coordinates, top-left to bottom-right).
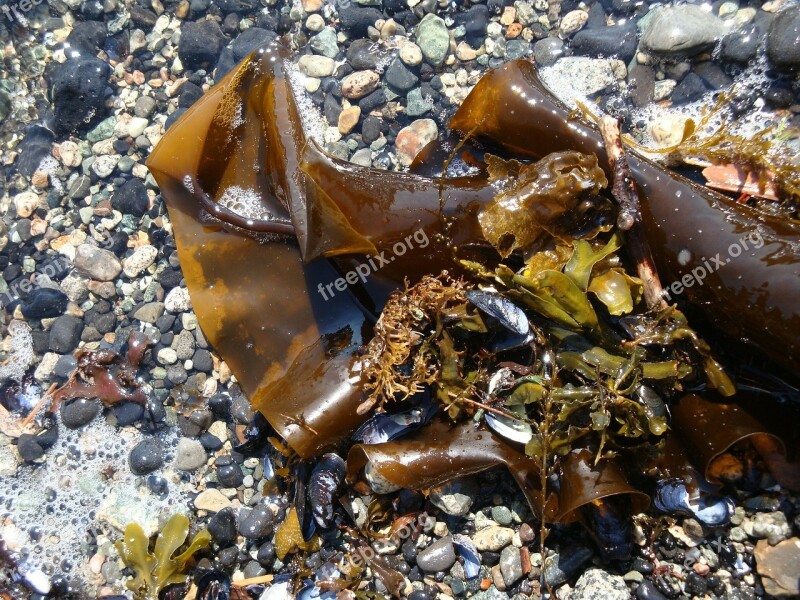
115, 513, 211, 600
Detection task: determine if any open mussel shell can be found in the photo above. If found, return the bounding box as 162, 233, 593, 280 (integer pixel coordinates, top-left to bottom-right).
556, 448, 650, 524
671, 394, 786, 485
351, 397, 437, 444
653, 479, 735, 527
452, 534, 481, 579
484, 411, 533, 445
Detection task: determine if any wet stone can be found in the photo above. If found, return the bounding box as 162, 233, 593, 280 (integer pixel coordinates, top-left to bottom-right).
238, 505, 273, 539
491, 506, 513, 526
257, 541, 276, 568
48, 315, 83, 353
207, 507, 238, 546
499, 545, 523, 586
473, 526, 514, 552
572, 568, 629, 600
20, 288, 68, 320
17, 434, 45, 462
129, 440, 164, 475
636, 580, 669, 600
544, 546, 593, 586
217, 462, 244, 488
416, 536, 456, 573
60, 399, 101, 429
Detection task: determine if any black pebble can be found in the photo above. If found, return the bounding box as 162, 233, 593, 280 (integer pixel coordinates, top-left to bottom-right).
339, 6, 384, 38
192, 349, 213, 372
129, 440, 164, 475
112, 178, 150, 218
571, 22, 638, 62
113, 402, 145, 426
208, 393, 232, 418
346, 39, 379, 70
217, 546, 238, 567
217, 462, 244, 487
238, 504, 273, 539
256, 541, 275, 567
178, 20, 227, 71
60, 398, 101, 429
671, 72, 710, 105
48, 315, 83, 353
66, 21, 108, 55
636, 580, 670, 600
16, 124, 55, 178
49, 57, 110, 135
385, 57, 419, 93
17, 434, 45, 462
358, 88, 387, 114
21, 288, 68, 320
199, 432, 223, 451
147, 475, 169, 498
208, 507, 238, 546
362, 115, 383, 145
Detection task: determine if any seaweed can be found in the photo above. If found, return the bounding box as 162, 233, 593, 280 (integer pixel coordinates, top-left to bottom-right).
115, 513, 211, 600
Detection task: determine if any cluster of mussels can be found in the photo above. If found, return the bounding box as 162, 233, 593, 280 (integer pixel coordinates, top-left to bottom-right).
138, 37, 800, 597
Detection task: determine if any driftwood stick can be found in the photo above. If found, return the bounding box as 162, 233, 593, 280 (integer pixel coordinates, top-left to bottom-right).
599, 116, 668, 311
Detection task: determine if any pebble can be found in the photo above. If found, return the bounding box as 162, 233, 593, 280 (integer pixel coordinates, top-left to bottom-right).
129, 440, 164, 475
745, 511, 791, 544
416, 536, 456, 572
572, 22, 638, 62
415, 13, 450, 66
394, 118, 438, 166
399, 42, 423, 67
48, 315, 83, 353
112, 178, 150, 218
195, 488, 232, 512
341, 70, 381, 99
429, 477, 476, 516
559, 10, 588, 36
14, 192, 39, 218
338, 106, 361, 135
640, 5, 725, 55
636, 580, 669, 600
17, 434, 45, 462
544, 546, 593, 586
49, 57, 110, 135
473, 526, 514, 552
123, 245, 158, 278
73, 244, 122, 282
542, 57, 616, 96
405, 88, 433, 117
385, 57, 419, 92
298, 55, 336, 78
238, 505, 273, 539
217, 462, 244, 487
491, 506, 513, 526
309, 27, 339, 59
572, 568, 629, 600
173, 437, 207, 471
165, 287, 192, 312
20, 288, 69, 320
60, 399, 101, 429
178, 20, 226, 69
533, 37, 567, 67
207, 507, 238, 546
499, 545, 523, 586
133, 302, 165, 323
767, 9, 800, 69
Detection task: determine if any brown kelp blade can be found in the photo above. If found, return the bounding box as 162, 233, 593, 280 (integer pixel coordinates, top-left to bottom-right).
671, 394, 799, 490
556, 449, 650, 523
347, 419, 558, 519
146, 42, 370, 458
450, 59, 800, 375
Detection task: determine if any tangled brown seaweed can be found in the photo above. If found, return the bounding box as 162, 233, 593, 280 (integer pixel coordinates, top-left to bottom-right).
145, 39, 800, 574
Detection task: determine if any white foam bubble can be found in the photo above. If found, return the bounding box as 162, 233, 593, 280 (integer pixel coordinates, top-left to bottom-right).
0, 415, 188, 594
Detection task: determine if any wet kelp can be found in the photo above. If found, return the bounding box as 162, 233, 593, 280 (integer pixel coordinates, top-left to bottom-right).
146, 39, 799, 564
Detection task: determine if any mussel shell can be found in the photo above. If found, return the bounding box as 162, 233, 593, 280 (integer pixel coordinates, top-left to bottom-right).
351, 399, 437, 444
653, 479, 734, 527
452, 534, 480, 579
309, 453, 346, 529
484, 412, 533, 445
195, 570, 231, 600
465, 290, 530, 335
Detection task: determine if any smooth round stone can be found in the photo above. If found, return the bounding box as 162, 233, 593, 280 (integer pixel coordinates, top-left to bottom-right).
20, 288, 69, 319
217, 462, 244, 488
129, 440, 164, 475
173, 437, 207, 471
61, 398, 101, 429
416, 536, 456, 573
207, 507, 238, 546
533, 37, 566, 67
238, 505, 273, 539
